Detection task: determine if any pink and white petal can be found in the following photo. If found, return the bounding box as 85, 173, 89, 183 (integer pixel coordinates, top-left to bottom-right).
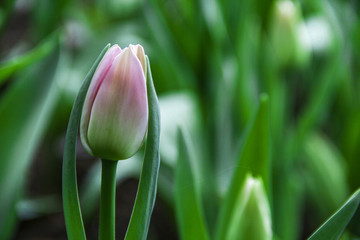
80, 44, 122, 154
130, 44, 146, 76
87, 47, 148, 160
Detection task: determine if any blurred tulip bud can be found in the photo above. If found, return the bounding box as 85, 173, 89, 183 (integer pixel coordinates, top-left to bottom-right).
80, 44, 148, 160
303, 132, 348, 217
270, 0, 311, 67
227, 174, 272, 240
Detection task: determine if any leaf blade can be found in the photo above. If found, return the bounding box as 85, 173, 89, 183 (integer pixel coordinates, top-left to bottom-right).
308, 189, 360, 240
0, 32, 58, 86
175, 128, 209, 240
124, 56, 161, 240
0, 36, 60, 239
62, 44, 110, 240
216, 94, 271, 240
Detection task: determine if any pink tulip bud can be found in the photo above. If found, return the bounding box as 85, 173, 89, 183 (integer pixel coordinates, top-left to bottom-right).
80, 44, 148, 160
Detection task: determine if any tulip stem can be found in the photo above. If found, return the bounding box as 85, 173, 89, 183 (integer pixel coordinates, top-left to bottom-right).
99, 159, 118, 240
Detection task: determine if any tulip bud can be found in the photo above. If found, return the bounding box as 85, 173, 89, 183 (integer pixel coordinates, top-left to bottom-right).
270, 0, 311, 67
303, 132, 348, 217
80, 44, 148, 160
227, 174, 272, 240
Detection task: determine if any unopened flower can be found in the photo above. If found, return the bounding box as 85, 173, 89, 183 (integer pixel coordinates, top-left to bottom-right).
80, 44, 148, 160
270, 0, 310, 67
227, 174, 272, 240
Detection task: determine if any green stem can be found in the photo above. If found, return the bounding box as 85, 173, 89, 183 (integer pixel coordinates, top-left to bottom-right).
99, 159, 118, 240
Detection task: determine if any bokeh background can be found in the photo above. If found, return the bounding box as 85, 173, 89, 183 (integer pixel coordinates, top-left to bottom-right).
0, 0, 360, 239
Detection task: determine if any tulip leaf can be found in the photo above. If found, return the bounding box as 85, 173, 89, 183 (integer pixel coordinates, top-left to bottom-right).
294, 52, 343, 157
62, 44, 110, 240
124, 56, 161, 240
303, 132, 349, 216
0, 32, 58, 86
175, 128, 210, 240
0, 38, 60, 239
308, 189, 360, 240
215, 94, 271, 240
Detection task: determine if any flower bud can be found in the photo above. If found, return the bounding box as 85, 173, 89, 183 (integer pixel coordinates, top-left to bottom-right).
304, 132, 348, 216
80, 44, 148, 160
270, 0, 311, 67
227, 174, 272, 240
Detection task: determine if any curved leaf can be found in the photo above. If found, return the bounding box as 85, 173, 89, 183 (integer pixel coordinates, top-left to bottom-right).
308, 189, 360, 240
124, 56, 161, 240
0, 36, 60, 240
0, 32, 58, 86
216, 94, 271, 240
175, 128, 209, 240
62, 44, 110, 240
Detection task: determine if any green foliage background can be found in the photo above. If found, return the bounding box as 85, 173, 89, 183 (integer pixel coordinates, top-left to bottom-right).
0, 0, 359, 239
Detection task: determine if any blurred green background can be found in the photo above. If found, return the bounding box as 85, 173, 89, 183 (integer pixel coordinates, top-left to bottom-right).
0, 0, 359, 239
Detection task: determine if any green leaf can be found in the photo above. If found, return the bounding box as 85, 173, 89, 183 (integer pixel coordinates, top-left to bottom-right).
274, 171, 304, 240
200, 0, 227, 44
0, 32, 58, 86
293, 51, 343, 157
308, 189, 360, 240
124, 56, 161, 240
215, 94, 271, 240
144, 5, 196, 90
175, 128, 210, 240
0, 38, 60, 239
303, 132, 348, 216
62, 44, 110, 240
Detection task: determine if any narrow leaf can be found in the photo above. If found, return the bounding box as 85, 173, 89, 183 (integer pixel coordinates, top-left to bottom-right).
62, 44, 110, 240
216, 94, 271, 240
0, 39, 60, 239
124, 56, 161, 240
0, 32, 58, 86
175, 128, 209, 240
308, 189, 360, 240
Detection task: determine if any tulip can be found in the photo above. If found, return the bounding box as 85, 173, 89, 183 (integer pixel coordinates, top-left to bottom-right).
270, 0, 311, 67
304, 132, 348, 216
80, 44, 148, 160
226, 174, 272, 240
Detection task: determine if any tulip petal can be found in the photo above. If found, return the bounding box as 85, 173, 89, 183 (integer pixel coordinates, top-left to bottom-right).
87, 47, 148, 160
80, 45, 122, 155
130, 44, 146, 75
